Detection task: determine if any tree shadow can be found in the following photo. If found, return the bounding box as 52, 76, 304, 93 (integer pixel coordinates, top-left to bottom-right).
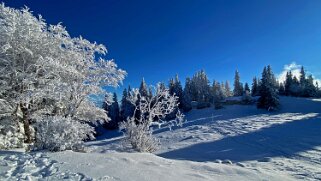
153, 104, 268, 134
158, 113, 321, 162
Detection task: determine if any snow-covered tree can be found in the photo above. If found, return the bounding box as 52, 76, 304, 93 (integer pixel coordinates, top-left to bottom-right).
299, 66, 307, 87
212, 82, 225, 109
257, 66, 279, 110
278, 83, 285, 95
242, 90, 253, 104
251, 77, 259, 96
168, 75, 184, 110
104, 93, 121, 129
304, 75, 317, 97
120, 84, 184, 152
182, 78, 192, 112
284, 71, 293, 96
139, 78, 149, 97
290, 76, 301, 96
0, 4, 126, 150
189, 70, 211, 103
244, 83, 250, 94
233, 70, 243, 96
224, 81, 232, 97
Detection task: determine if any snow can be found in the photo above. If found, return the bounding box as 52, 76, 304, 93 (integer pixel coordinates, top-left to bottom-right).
1, 96, 321, 180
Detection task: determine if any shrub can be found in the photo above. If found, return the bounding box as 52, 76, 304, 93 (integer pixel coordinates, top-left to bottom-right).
32, 116, 95, 152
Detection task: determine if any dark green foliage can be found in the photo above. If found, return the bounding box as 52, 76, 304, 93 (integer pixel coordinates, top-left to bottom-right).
233, 70, 243, 96
257, 66, 279, 110
104, 93, 121, 129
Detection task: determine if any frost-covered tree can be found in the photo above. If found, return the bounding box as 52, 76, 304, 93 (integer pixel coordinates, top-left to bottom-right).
212, 82, 225, 109
278, 83, 285, 95
257, 66, 279, 110
251, 77, 259, 96
304, 75, 317, 97
120, 84, 184, 152
224, 81, 232, 97
284, 71, 293, 96
104, 93, 121, 129
290, 76, 301, 96
168, 75, 184, 110
181, 78, 192, 112
233, 70, 243, 96
0, 4, 126, 150
299, 66, 307, 87
189, 70, 211, 103
120, 86, 136, 122
139, 78, 149, 97
298, 67, 317, 97
244, 83, 250, 94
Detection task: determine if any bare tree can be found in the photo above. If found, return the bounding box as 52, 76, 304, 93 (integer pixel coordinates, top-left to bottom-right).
120, 84, 184, 152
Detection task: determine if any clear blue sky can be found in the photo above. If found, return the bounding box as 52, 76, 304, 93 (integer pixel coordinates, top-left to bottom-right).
3, 0, 321, 95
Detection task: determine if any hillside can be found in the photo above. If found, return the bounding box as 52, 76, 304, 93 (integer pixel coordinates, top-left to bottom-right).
1, 96, 321, 180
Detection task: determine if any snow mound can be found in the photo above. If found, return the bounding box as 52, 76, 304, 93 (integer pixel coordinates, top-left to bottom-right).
49, 151, 290, 181
0, 150, 92, 180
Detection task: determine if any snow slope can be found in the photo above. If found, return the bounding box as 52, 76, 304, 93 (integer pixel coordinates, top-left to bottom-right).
1, 96, 320, 180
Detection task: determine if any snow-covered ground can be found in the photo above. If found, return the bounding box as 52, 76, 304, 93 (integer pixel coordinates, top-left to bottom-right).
1, 96, 321, 180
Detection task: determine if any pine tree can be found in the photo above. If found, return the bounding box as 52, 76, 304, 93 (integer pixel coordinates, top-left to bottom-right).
284, 71, 293, 96
278, 83, 285, 95
168, 78, 175, 95
120, 86, 135, 122
104, 93, 121, 129
212, 82, 225, 109
299, 66, 306, 86
251, 77, 259, 96
139, 78, 149, 97
120, 88, 128, 121
189, 70, 211, 103
148, 87, 153, 100
291, 76, 300, 96
174, 75, 184, 109
182, 78, 192, 112
233, 70, 243, 96
225, 81, 232, 97
305, 75, 317, 97
244, 82, 250, 93
158, 82, 166, 92
257, 65, 279, 110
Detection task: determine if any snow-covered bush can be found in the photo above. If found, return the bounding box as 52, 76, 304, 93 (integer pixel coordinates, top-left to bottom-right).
0, 4, 126, 150
120, 118, 159, 152
120, 85, 184, 152
242, 90, 253, 104
32, 116, 95, 152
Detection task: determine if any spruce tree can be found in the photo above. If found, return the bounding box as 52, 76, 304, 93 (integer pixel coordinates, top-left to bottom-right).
158, 82, 166, 92
182, 78, 192, 111
251, 77, 258, 96
120, 88, 128, 121
244, 82, 250, 93
291, 76, 300, 96
233, 70, 243, 96
284, 71, 293, 96
105, 93, 120, 129
257, 66, 279, 110
212, 82, 224, 109
278, 83, 285, 95
139, 78, 149, 97
148, 87, 153, 100
305, 75, 317, 97
299, 66, 306, 86
225, 81, 232, 97
174, 75, 184, 109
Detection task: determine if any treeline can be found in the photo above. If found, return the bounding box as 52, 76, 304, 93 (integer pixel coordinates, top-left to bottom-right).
104, 66, 321, 129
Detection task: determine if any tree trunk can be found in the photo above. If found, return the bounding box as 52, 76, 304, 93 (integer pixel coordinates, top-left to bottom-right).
20, 104, 32, 143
